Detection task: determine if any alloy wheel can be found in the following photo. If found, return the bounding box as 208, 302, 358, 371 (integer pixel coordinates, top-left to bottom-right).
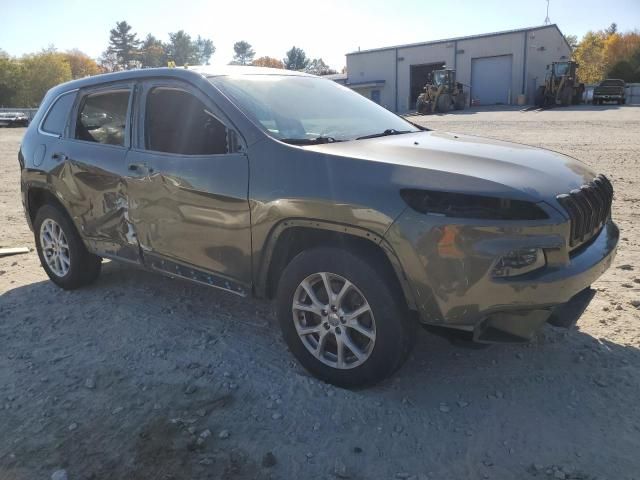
39, 218, 70, 277
292, 272, 376, 369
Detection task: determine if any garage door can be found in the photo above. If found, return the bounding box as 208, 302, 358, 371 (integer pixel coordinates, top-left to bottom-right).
471, 55, 512, 105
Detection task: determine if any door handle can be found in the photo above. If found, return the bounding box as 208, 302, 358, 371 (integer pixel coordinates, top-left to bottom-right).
128, 163, 153, 174
51, 152, 68, 161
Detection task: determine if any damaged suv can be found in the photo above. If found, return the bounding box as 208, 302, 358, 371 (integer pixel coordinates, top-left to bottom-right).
19, 66, 618, 387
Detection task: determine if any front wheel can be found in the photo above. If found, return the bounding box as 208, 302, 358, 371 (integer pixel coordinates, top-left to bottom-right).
276, 247, 415, 387
34, 204, 102, 289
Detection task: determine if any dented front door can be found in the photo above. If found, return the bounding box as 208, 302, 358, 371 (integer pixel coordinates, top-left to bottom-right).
124, 80, 252, 295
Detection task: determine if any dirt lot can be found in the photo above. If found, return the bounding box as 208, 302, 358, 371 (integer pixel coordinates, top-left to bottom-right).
1, 105, 639, 480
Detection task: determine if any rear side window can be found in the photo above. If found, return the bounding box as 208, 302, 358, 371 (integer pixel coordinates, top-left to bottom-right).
41, 91, 77, 136
75, 90, 130, 146
145, 87, 228, 155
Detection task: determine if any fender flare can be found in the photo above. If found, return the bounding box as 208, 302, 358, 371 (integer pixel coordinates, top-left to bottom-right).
254, 218, 417, 310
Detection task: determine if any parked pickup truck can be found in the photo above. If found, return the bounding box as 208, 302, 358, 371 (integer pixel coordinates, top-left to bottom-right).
593, 79, 626, 105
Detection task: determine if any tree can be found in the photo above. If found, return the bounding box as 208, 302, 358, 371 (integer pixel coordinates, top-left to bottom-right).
605, 23, 618, 36
231, 41, 255, 65
107, 21, 141, 70
251, 56, 284, 69
194, 36, 215, 64
19, 49, 72, 106
283, 46, 309, 71
140, 34, 167, 68
564, 34, 578, 51
574, 30, 606, 83
0, 51, 21, 107
64, 49, 100, 78
306, 58, 337, 76
99, 50, 120, 73
167, 30, 195, 66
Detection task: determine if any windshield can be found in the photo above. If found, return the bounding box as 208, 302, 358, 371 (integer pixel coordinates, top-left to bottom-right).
210, 75, 418, 143
432, 71, 447, 86
553, 63, 570, 76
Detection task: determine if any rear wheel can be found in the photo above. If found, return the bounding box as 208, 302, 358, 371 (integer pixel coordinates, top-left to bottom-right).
276, 247, 415, 387
34, 204, 102, 289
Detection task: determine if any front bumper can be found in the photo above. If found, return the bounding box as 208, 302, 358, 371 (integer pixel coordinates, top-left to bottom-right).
386, 211, 618, 341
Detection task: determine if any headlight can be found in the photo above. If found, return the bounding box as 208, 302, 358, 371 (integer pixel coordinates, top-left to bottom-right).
400, 189, 548, 220
492, 248, 546, 277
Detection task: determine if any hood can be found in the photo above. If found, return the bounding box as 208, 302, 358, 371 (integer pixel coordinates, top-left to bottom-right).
305, 131, 597, 203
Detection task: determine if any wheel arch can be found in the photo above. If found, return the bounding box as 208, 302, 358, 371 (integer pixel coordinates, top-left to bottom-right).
256, 219, 417, 311
26, 184, 68, 224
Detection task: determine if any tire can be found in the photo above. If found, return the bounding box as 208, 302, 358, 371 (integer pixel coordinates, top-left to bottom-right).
436, 93, 451, 113
454, 92, 466, 110
34, 204, 102, 290
534, 86, 545, 107
276, 247, 416, 388
416, 97, 426, 114
560, 86, 572, 106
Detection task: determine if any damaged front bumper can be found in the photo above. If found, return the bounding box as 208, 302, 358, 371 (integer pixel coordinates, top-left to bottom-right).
386, 209, 619, 342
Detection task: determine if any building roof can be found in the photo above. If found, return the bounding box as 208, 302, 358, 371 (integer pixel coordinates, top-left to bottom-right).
346, 24, 568, 56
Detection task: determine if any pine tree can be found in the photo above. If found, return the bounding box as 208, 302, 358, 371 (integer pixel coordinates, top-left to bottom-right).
107, 21, 141, 70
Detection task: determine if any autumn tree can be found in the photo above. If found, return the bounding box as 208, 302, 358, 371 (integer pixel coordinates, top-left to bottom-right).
140, 34, 166, 68
251, 56, 284, 69
0, 52, 21, 107
283, 46, 309, 70
107, 21, 141, 69
19, 49, 72, 106
231, 41, 255, 65
64, 49, 101, 78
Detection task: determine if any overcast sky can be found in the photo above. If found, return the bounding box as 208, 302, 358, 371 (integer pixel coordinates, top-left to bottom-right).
2, 0, 639, 69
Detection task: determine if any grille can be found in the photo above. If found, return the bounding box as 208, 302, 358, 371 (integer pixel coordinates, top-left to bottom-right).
556, 174, 613, 248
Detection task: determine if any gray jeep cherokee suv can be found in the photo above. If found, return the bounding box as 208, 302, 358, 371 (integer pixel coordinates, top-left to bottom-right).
19, 66, 618, 387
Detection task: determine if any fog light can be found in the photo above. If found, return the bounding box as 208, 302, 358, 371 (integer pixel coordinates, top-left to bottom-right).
493, 248, 546, 277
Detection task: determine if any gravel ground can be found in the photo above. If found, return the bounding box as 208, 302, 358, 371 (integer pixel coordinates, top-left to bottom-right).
1, 105, 640, 480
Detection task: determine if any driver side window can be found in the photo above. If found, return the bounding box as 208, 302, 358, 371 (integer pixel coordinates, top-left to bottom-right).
145, 87, 228, 155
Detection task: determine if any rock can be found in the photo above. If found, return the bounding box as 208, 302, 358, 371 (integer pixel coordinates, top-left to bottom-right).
84, 377, 96, 389
187, 426, 196, 435
396, 473, 411, 479
630, 300, 640, 309
218, 429, 230, 439
439, 403, 450, 413
554, 471, 566, 479
262, 451, 277, 467
196, 408, 207, 417
51, 470, 68, 480
111, 406, 123, 415
271, 412, 282, 420
617, 264, 633, 270
68, 422, 78, 431
457, 401, 469, 408
184, 384, 198, 395
332, 458, 350, 478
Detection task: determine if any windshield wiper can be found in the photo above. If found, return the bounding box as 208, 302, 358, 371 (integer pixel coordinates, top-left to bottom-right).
281, 136, 342, 145
356, 129, 413, 140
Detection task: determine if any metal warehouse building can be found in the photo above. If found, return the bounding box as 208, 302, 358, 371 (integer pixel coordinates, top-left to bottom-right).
345, 24, 571, 112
